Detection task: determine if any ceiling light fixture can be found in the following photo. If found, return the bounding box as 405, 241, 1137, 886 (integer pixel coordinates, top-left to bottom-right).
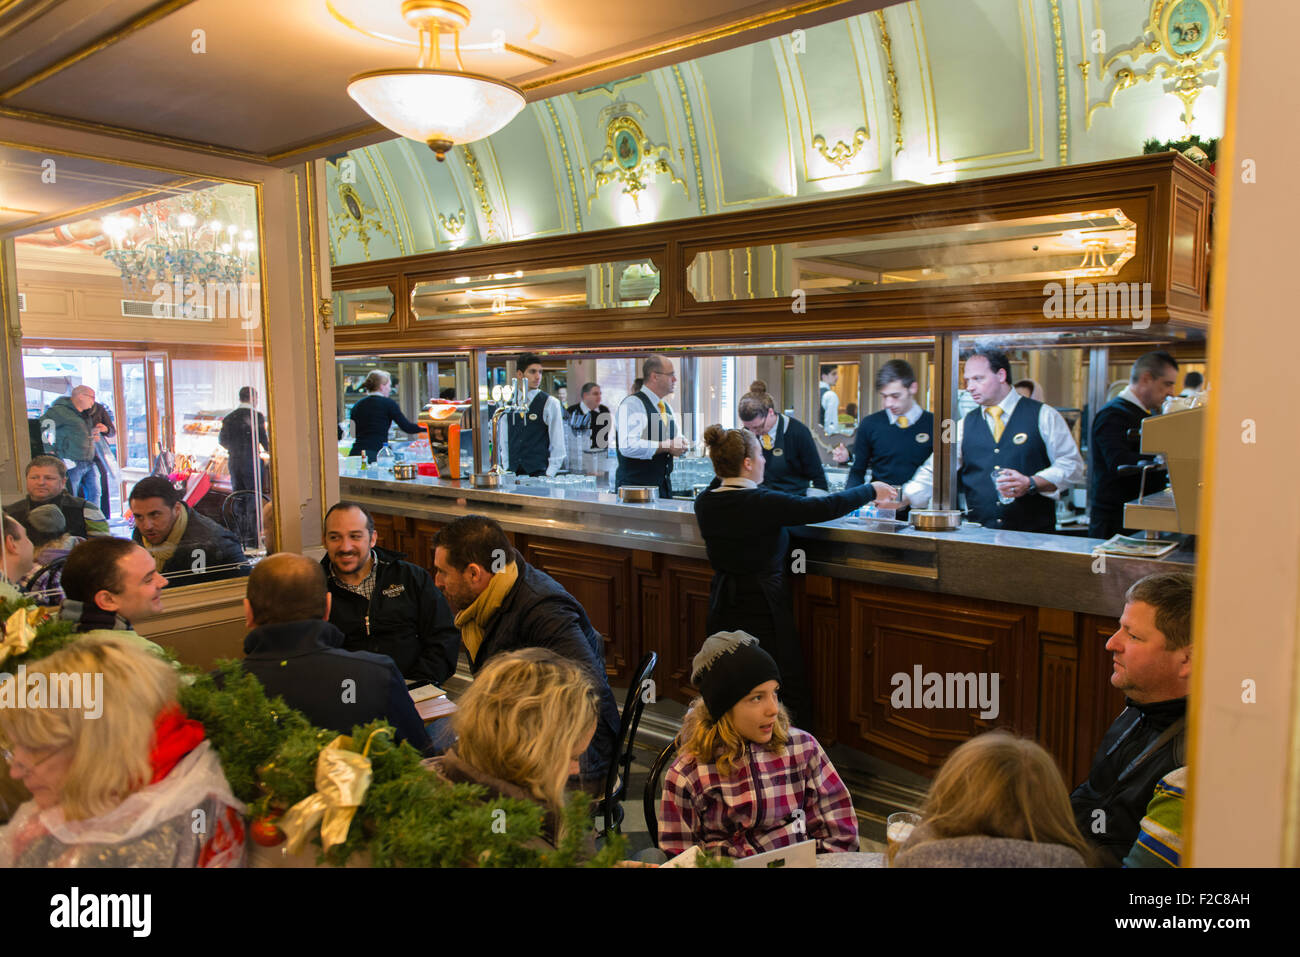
346, 0, 525, 162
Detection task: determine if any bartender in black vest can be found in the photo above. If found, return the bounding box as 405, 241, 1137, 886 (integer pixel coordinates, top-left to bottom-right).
737, 380, 827, 495
499, 353, 566, 477
902, 347, 1085, 533
615, 354, 687, 498
1088, 351, 1179, 539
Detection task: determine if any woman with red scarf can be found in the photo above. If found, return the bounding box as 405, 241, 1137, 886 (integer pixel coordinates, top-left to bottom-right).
0, 634, 245, 867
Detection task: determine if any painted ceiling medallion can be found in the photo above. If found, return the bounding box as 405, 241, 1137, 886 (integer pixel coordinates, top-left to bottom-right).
587, 103, 688, 211
346, 0, 526, 161
333, 180, 393, 258
812, 128, 868, 170
1085, 0, 1227, 133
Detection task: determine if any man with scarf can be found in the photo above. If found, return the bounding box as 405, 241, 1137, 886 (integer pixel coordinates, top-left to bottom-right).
431, 514, 620, 790
128, 476, 250, 587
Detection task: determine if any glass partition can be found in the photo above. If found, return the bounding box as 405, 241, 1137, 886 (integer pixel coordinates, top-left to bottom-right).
410, 258, 660, 322
10, 177, 269, 599
687, 208, 1137, 302
332, 285, 395, 326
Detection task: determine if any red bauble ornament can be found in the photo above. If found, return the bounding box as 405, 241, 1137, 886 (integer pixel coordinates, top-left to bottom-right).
251, 815, 285, 847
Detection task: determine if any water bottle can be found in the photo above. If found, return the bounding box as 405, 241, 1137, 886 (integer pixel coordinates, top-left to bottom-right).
376, 444, 395, 471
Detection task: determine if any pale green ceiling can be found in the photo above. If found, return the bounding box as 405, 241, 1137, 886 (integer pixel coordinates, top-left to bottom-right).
326, 0, 1228, 266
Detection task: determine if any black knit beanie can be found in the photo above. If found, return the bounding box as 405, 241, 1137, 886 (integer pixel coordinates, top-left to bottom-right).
691, 631, 781, 720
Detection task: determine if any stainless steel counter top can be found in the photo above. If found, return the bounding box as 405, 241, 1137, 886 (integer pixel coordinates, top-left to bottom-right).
340, 471, 1193, 616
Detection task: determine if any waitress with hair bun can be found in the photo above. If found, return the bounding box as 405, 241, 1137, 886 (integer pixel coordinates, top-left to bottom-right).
694, 424, 897, 724
737, 380, 827, 496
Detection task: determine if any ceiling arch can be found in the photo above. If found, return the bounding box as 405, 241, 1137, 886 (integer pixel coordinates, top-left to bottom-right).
327, 0, 1229, 266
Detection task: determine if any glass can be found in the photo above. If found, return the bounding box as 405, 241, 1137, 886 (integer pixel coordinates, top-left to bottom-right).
410, 259, 660, 322
992, 467, 1016, 505
117, 358, 149, 469
332, 286, 395, 326
886, 811, 921, 858
687, 208, 1137, 303
2, 744, 64, 775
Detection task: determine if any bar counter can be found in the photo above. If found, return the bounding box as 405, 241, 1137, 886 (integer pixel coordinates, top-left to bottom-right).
340, 469, 1192, 783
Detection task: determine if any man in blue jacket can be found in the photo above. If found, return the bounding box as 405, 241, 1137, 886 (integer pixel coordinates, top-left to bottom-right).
321, 501, 460, 687
240, 553, 432, 753
431, 514, 620, 790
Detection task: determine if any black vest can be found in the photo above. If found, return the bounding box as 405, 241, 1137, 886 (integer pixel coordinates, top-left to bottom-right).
615, 392, 676, 497
760, 416, 805, 496
508, 392, 551, 476
960, 397, 1055, 532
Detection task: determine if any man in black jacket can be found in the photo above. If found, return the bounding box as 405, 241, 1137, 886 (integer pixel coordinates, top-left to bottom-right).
240, 553, 432, 753
321, 502, 460, 687
1071, 572, 1192, 866
431, 514, 621, 789
218, 386, 270, 493
1088, 351, 1180, 539
128, 476, 250, 586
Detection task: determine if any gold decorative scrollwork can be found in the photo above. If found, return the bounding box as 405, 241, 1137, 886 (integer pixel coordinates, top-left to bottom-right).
437, 209, 466, 238
1085, 0, 1228, 133
331, 179, 393, 260
462, 145, 502, 242
587, 103, 689, 211
812, 128, 868, 170
873, 10, 903, 156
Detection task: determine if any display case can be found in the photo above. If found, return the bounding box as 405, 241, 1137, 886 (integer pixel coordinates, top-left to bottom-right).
176, 409, 232, 486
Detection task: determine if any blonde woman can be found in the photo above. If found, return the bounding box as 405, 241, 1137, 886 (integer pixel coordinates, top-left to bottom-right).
349, 369, 423, 463
889, 730, 1094, 867
0, 634, 245, 867
427, 648, 599, 850
659, 631, 859, 858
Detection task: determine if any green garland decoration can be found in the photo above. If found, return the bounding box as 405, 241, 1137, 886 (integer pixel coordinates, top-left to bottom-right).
1143, 135, 1218, 165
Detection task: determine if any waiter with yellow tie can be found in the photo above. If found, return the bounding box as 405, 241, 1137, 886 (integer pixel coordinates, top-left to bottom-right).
615, 354, 687, 498
902, 346, 1084, 533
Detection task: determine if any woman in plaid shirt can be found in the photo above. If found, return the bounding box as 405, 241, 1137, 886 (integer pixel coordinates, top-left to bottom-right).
659, 632, 859, 858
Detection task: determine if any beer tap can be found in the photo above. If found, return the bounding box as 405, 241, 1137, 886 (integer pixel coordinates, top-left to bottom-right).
486, 374, 527, 475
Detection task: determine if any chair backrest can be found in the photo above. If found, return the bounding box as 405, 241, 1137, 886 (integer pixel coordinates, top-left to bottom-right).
599, 651, 657, 835
22, 555, 69, 606
643, 737, 680, 849
222, 490, 267, 547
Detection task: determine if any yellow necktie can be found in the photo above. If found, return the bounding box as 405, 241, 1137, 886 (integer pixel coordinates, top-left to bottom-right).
897, 416, 909, 429
658, 400, 670, 435
761, 433, 773, 450
988, 406, 1005, 442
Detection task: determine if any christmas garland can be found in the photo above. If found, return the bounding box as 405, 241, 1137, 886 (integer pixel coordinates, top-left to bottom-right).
1142, 136, 1218, 168
0, 589, 627, 867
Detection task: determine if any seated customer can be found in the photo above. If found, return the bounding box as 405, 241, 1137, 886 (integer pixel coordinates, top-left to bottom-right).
240, 553, 432, 753
659, 631, 858, 858
129, 476, 250, 587
1, 515, 35, 592
59, 538, 168, 658
432, 515, 620, 789
26, 504, 84, 567
0, 634, 245, 867
1070, 572, 1192, 866
321, 502, 460, 686
3, 456, 109, 539
427, 648, 599, 852
889, 731, 1093, 867
1123, 766, 1187, 868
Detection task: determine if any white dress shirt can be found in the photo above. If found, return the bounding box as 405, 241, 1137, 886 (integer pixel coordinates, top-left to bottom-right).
616, 387, 678, 459
1118, 385, 1151, 414
500, 388, 566, 476
903, 389, 1084, 506
820, 386, 839, 431
885, 400, 921, 427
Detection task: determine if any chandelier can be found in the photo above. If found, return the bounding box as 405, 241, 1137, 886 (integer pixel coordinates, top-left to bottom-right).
346, 0, 525, 162
101, 200, 258, 296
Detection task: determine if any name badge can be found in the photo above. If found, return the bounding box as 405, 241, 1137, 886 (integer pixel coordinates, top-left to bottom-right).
529, 413, 538, 421
382, 583, 405, 598
773, 447, 784, 456
1012, 432, 1028, 445
916, 433, 930, 444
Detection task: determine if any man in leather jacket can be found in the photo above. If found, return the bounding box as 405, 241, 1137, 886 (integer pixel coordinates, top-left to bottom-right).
1070, 572, 1193, 866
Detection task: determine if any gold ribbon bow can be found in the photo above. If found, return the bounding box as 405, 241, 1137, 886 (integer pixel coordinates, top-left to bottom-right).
0, 607, 45, 668
279, 729, 389, 854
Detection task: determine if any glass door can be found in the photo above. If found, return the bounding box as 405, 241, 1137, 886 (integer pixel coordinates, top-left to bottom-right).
113, 351, 171, 505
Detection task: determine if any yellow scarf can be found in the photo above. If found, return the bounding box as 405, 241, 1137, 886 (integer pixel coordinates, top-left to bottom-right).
148, 506, 189, 572
454, 560, 519, 663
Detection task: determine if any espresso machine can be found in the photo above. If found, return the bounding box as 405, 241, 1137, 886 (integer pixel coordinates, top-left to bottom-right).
1122, 405, 1205, 536
417, 403, 471, 479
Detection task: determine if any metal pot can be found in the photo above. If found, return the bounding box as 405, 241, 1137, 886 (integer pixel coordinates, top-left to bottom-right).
392, 463, 419, 480
618, 486, 658, 503
909, 509, 963, 531
472, 472, 515, 488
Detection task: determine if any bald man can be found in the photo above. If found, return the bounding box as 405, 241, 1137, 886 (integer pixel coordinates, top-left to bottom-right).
40, 386, 102, 509
239, 553, 432, 753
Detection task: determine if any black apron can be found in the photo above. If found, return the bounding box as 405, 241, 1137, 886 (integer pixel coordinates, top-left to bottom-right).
706, 568, 812, 725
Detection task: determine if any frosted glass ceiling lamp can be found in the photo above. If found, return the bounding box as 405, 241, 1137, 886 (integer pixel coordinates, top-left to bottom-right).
347, 0, 525, 161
